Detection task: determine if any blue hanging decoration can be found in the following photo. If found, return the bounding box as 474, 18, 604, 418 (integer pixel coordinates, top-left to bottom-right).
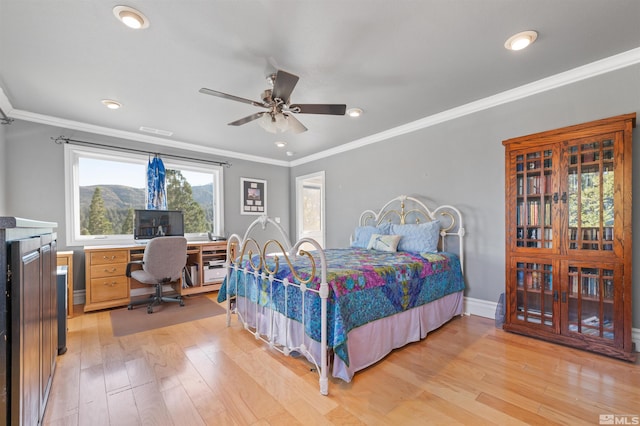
146, 155, 167, 210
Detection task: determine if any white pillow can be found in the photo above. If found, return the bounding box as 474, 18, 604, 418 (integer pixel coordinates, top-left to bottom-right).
390, 220, 440, 252
367, 234, 401, 252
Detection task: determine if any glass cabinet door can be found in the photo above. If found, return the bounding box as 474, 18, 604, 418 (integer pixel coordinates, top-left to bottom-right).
564, 263, 620, 342
513, 148, 554, 250
513, 259, 555, 330
565, 135, 617, 255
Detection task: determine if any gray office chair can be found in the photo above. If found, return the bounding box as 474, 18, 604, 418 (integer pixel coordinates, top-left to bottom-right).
126, 236, 188, 314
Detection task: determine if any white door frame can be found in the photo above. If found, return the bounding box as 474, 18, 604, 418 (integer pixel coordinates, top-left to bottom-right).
295, 171, 325, 249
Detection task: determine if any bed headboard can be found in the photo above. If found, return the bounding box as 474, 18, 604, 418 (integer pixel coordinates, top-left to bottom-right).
228, 195, 465, 274
358, 195, 465, 272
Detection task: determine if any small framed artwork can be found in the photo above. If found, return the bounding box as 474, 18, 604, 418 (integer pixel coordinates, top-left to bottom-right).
240, 177, 267, 215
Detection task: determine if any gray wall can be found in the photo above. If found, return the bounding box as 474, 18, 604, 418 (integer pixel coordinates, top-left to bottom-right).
0, 123, 6, 215
3, 63, 640, 329
291, 63, 640, 328
3, 121, 289, 292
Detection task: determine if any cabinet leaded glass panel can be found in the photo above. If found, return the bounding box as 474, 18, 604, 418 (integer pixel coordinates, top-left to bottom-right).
567, 265, 615, 340
567, 137, 615, 252
514, 149, 553, 249
515, 261, 554, 327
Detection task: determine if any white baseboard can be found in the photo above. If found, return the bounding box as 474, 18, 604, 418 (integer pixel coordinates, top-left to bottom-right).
72, 290, 639, 351
463, 296, 639, 352
74, 290, 85, 306
464, 296, 498, 319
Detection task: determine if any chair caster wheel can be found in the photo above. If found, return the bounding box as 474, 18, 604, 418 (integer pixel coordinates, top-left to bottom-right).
179, 300, 185, 307
127, 305, 133, 310
147, 307, 153, 314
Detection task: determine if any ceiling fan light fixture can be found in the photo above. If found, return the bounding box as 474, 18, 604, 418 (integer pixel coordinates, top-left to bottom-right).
275, 113, 289, 131
260, 112, 289, 133
259, 113, 277, 133
504, 30, 537, 51
101, 99, 122, 109
113, 6, 150, 29
347, 107, 363, 117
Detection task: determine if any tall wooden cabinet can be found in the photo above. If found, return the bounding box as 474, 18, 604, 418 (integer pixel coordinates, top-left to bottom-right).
1, 218, 59, 425
502, 113, 636, 361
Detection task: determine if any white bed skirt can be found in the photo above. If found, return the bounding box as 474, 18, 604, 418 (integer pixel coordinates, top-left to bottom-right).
232, 290, 464, 382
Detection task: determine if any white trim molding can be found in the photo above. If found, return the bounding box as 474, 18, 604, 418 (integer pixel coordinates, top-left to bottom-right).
70, 291, 640, 352
5, 108, 289, 167
2, 48, 640, 167
464, 296, 499, 320
464, 296, 640, 354
291, 47, 640, 166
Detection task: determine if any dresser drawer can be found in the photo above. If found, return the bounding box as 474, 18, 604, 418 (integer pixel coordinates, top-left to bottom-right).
90, 263, 127, 278
89, 276, 129, 303
90, 250, 129, 265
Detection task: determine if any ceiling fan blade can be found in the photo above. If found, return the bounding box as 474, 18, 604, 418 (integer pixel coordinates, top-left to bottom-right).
289, 104, 347, 115
228, 112, 266, 126
271, 70, 299, 105
284, 113, 307, 134
199, 88, 265, 107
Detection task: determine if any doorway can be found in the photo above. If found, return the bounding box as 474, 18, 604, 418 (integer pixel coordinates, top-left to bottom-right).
295, 171, 325, 250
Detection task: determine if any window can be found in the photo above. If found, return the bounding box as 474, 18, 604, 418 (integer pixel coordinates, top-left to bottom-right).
64, 144, 224, 246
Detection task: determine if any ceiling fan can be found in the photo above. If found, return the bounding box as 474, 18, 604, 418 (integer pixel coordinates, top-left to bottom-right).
199, 70, 346, 134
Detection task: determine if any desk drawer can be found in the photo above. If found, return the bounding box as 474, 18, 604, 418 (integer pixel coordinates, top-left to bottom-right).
89, 276, 128, 303
90, 250, 129, 265
91, 263, 127, 278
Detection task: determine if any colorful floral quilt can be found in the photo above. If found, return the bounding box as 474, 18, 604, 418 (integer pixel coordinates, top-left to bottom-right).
217, 248, 464, 366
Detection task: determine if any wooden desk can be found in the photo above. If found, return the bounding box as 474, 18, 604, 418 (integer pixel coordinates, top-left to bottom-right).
83, 240, 228, 312
56, 250, 74, 318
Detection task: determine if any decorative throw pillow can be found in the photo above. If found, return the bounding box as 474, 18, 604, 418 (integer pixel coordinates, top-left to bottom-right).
351, 225, 388, 248
376, 221, 392, 234
367, 234, 401, 252
390, 220, 440, 253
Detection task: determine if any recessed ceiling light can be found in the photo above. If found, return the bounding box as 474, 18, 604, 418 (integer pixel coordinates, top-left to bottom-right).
113, 6, 150, 29
504, 30, 538, 51
274, 141, 287, 148
346, 108, 363, 118
286, 151, 295, 157
101, 99, 122, 110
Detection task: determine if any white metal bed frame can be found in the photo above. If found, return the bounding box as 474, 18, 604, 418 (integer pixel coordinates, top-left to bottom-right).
223, 195, 465, 395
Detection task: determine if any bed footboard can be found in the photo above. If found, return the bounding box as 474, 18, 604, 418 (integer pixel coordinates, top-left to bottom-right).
223, 216, 330, 395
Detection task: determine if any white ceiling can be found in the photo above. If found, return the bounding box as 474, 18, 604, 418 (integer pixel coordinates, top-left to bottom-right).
1, 1, 640, 164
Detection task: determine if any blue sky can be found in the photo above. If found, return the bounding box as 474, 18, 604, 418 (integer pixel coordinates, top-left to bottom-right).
79, 158, 212, 187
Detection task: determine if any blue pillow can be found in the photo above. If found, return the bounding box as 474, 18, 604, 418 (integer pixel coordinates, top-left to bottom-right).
390, 221, 440, 253
367, 234, 401, 252
377, 222, 392, 234
351, 225, 389, 248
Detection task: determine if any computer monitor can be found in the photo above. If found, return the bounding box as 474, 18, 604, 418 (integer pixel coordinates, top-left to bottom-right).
133, 209, 184, 240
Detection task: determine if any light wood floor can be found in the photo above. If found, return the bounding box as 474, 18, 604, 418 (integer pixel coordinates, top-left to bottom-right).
44, 295, 640, 426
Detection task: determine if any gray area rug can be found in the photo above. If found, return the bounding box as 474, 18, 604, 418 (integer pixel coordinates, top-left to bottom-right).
110, 295, 226, 336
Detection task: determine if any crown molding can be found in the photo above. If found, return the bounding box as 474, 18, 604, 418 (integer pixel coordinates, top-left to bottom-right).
0, 87, 13, 118
290, 46, 640, 166
4, 107, 290, 167
2, 47, 639, 167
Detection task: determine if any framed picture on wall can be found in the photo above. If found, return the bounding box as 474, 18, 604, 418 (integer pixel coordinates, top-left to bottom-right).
240, 177, 267, 215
